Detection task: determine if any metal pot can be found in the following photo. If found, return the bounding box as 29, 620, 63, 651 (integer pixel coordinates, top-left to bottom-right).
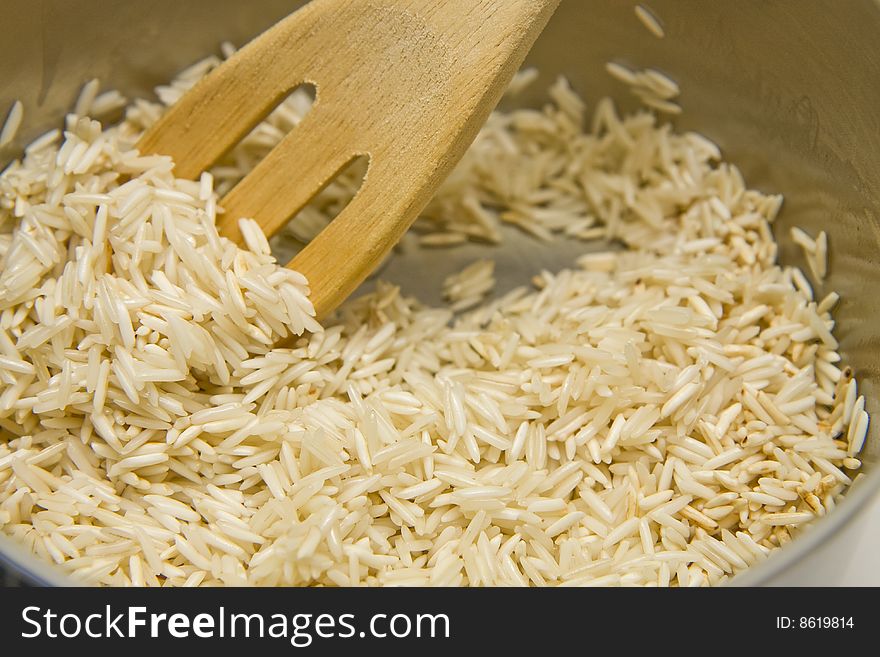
1, 0, 878, 585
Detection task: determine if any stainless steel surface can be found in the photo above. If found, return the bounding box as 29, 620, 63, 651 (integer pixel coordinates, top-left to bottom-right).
1, 0, 878, 585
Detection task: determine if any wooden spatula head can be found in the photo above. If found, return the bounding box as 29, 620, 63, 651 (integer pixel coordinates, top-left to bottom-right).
138, 0, 560, 318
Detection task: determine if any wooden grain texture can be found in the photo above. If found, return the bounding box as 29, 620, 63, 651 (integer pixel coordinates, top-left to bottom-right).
138, 0, 560, 318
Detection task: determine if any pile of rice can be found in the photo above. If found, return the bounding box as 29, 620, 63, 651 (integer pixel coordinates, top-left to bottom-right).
0, 49, 868, 587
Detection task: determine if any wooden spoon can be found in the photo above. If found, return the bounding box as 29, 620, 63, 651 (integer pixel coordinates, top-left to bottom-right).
137, 0, 560, 318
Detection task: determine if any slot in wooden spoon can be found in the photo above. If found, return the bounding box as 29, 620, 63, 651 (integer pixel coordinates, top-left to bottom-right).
138, 0, 560, 318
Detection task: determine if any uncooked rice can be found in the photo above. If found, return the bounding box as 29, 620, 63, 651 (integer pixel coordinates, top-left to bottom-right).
505, 67, 540, 97
791, 226, 828, 283
635, 5, 665, 39
0, 45, 868, 587
605, 61, 682, 115
0, 100, 23, 149
443, 260, 496, 312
